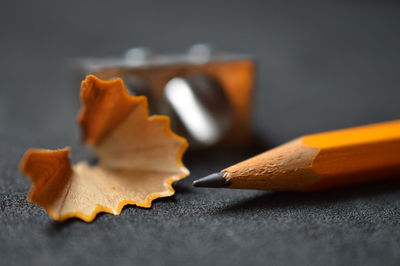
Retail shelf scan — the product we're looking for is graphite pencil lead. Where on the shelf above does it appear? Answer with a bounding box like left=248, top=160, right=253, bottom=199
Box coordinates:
left=193, top=172, right=230, bottom=188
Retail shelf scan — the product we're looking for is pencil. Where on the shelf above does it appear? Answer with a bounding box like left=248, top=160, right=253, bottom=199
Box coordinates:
left=193, top=120, right=400, bottom=191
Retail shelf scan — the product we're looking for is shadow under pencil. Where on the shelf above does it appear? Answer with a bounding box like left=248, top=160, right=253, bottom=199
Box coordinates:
left=216, top=177, right=400, bottom=213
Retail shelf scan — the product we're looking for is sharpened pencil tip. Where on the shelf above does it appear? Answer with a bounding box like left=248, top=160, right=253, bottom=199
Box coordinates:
left=193, top=172, right=230, bottom=188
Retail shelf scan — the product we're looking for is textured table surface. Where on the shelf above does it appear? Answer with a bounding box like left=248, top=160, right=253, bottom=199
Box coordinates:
left=1, top=1, right=400, bottom=266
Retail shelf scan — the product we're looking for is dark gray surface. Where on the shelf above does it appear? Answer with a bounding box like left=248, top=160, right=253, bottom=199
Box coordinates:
left=1, top=1, right=400, bottom=266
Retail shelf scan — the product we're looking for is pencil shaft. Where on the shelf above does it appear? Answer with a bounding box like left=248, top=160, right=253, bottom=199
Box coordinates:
left=221, top=120, right=400, bottom=191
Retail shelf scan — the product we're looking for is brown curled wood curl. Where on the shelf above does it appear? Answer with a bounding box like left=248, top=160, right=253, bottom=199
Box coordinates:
left=20, top=75, right=189, bottom=222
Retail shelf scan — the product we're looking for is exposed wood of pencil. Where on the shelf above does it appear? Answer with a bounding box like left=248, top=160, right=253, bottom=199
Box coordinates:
left=219, top=120, right=400, bottom=191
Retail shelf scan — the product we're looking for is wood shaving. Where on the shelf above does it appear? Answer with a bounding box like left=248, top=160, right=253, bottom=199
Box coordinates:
left=20, top=75, right=189, bottom=222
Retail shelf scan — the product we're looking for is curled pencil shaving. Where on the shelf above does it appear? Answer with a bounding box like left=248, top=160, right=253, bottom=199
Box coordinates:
left=20, top=75, right=189, bottom=222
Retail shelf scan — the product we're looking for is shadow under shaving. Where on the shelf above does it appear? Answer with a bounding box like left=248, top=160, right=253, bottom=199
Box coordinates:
left=150, top=182, right=193, bottom=204
left=46, top=216, right=83, bottom=233
left=217, top=177, right=400, bottom=214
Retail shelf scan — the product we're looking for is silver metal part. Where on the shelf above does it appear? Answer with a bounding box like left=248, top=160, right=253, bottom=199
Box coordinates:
left=163, top=74, right=233, bottom=148
left=124, top=47, right=152, bottom=67
left=75, top=45, right=249, bottom=71
left=187, top=43, right=214, bottom=64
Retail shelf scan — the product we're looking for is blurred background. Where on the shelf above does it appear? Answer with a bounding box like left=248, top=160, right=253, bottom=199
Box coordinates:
left=1, top=1, right=400, bottom=266
left=1, top=0, right=399, bottom=148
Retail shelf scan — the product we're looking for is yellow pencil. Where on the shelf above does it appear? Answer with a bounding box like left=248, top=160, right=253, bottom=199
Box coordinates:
left=193, top=120, right=400, bottom=191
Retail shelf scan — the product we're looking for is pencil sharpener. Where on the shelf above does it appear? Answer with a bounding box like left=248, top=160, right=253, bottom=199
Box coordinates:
left=73, top=44, right=255, bottom=149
